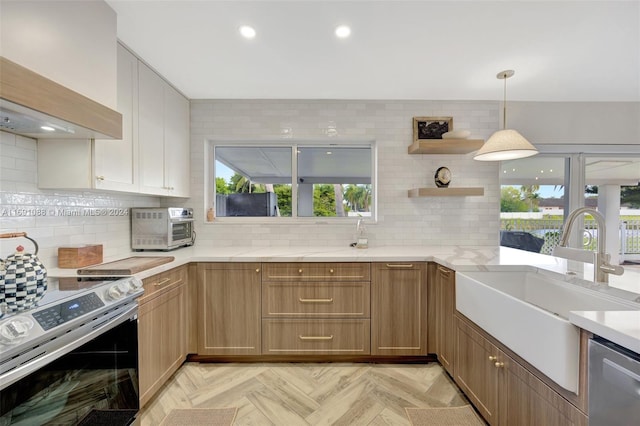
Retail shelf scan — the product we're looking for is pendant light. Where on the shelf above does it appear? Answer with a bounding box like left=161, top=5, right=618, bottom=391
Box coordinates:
left=474, top=70, right=538, bottom=161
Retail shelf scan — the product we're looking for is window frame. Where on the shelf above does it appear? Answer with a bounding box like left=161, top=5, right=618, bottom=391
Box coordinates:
left=205, top=139, right=377, bottom=223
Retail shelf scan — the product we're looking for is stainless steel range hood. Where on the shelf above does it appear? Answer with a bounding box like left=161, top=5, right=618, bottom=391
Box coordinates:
left=0, top=57, right=122, bottom=139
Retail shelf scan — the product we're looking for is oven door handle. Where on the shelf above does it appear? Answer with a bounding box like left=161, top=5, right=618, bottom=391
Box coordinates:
left=0, top=304, right=138, bottom=391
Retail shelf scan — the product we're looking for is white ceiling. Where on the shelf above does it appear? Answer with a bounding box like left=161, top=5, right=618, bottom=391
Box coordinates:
left=106, top=0, right=640, bottom=102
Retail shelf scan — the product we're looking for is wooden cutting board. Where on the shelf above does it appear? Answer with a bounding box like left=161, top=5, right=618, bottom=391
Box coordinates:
left=77, top=256, right=174, bottom=275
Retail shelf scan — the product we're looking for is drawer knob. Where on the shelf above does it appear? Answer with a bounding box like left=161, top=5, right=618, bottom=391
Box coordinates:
left=329, top=269, right=334, bottom=273
left=298, top=269, right=303, bottom=273
left=299, top=298, right=334, bottom=303
left=299, top=335, right=334, bottom=341
left=488, top=356, right=497, bottom=361
left=494, top=361, right=505, bottom=368
left=256, top=268, right=260, bottom=273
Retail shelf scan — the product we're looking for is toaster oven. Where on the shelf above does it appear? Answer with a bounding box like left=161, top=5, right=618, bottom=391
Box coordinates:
left=131, top=207, right=194, bottom=251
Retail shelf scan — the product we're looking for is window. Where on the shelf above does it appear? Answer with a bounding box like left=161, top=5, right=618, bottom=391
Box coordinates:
left=499, top=150, right=640, bottom=265
left=499, top=156, right=568, bottom=254
left=211, top=142, right=375, bottom=220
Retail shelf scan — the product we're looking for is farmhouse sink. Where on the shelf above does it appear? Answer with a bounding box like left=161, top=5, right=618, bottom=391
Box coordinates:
left=455, top=270, right=639, bottom=393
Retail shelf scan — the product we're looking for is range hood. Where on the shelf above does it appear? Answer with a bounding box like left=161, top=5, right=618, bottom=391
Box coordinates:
left=0, top=57, right=122, bottom=139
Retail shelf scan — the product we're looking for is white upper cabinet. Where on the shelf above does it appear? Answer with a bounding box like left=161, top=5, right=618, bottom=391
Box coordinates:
left=38, top=44, right=138, bottom=192
left=138, top=62, right=190, bottom=197
left=38, top=44, right=190, bottom=197
left=94, top=45, right=139, bottom=192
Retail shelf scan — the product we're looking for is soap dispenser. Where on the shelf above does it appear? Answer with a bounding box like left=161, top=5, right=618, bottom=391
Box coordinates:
left=355, top=218, right=368, bottom=249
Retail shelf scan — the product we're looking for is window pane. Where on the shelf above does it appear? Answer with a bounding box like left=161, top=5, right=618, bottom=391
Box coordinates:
left=215, top=146, right=292, bottom=217
left=499, top=156, right=567, bottom=254
left=296, top=147, right=372, bottom=217
left=585, top=156, right=640, bottom=264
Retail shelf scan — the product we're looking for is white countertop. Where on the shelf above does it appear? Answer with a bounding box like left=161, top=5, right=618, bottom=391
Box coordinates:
left=569, top=311, right=640, bottom=354
left=48, top=245, right=640, bottom=354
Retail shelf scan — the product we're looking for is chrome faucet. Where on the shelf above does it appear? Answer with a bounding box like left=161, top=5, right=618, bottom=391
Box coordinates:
left=552, top=207, right=624, bottom=283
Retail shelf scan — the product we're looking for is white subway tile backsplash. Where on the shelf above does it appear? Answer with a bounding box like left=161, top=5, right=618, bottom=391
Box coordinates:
left=186, top=99, right=501, bottom=248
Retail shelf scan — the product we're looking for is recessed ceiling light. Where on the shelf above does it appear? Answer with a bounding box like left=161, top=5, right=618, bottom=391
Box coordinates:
left=40, top=125, right=55, bottom=131
left=239, top=25, right=256, bottom=39
left=335, top=25, right=351, bottom=39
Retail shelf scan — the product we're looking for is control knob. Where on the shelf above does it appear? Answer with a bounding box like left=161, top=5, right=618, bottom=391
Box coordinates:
left=0, top=316, right=34, bottom=345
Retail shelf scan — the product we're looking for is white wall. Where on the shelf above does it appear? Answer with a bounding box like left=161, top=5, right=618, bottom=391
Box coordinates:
left=0, top=131, right=158, bottom=267
left=178, top=99, right=502, bottom=248
left=509, top=102, right=640, bottom=145
left=0, top=0, right=118, bottom=108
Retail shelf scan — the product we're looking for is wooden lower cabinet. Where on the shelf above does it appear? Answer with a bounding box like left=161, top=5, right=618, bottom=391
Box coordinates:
left=197, top=263, right=262, bottom=355
left=434, top=264, right=456, bottom=374
left=371, top=262, right=427, bottom=356
left=455, top=315, right=587, bottom=426
left=138, top=266, right=188, bottom=407
left=455, top=315, right=500, bottom=424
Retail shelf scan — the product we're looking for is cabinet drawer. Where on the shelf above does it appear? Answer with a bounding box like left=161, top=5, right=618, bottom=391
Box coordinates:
left=262, top=263, right=370, bottom=282
left=262, top=319, right=370, bottom=355
left=262, top=282, right=370, bottom=318
left=139, top=265, right=187, bottom=304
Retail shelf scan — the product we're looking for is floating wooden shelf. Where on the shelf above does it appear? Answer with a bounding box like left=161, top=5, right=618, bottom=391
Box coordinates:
left=408, top=187, right=485, bottom=197
left=408, top=139, right=484, bottom=155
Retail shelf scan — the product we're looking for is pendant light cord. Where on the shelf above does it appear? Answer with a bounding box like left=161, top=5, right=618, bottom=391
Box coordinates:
left=503, top=72, right=508, bottom=129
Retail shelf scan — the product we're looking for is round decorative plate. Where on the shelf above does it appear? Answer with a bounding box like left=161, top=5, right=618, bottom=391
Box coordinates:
left=435, top=166, right=451, bottom=188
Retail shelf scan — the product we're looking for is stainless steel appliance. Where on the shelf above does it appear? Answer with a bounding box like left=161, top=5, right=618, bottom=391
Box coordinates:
left=0, top=276, right=143, bottom=425
left=589, top=336, right=640, bottom=426
left=131, top=207, right=195, bottom=251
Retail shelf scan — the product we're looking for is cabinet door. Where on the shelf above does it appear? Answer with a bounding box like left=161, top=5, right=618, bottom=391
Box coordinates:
left=164, top=84, right=190, bottom=197
left=455, top=316, right=499, bottom=425
left=500, top=350, right=588, bottom=426
left=436, top=264, right=456, bottom=375
left=371, top=262, right=427, bottom=356
left=197, top=263, right=262, bottom=355
left=138, top=61, right=166, bottom=195
left=94, top=44, right=138, bottom=192
left=138, top=280, right=186, bottom=407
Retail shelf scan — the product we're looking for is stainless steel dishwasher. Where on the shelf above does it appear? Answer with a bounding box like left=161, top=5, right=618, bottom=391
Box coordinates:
left=589, top=337, right=640, bottom=426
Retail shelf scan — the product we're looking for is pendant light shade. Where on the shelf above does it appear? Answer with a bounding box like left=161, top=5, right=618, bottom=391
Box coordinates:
left=474, top=70, right=538, bottom=161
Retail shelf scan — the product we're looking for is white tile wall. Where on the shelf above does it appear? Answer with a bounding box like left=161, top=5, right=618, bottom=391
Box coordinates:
left=0, top=99, right=502, bottom=266
left=184, top=99, right=502, bottom=248
left=0, top=131, right=158, bottom=267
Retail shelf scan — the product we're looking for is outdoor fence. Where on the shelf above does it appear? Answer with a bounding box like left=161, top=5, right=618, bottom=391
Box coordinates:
left=500, top=218, right=640, bottom=260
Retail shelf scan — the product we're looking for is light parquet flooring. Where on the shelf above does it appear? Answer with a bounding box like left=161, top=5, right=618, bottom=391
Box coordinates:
left=137, top=362, right=471, bottom=425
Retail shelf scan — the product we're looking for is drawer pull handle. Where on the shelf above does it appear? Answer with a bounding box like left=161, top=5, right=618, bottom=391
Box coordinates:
left=299, top=298, right=334, bottom=303
left=494, top=361, right=505, bottom=368
left=437, top=266, right=451, bottom=275
left=299, top=269, right=303, bottom=273
left=488, top=356, right=497, bottom=361
left=299, top=335, right=334, bottom=341
left=386, top=263, right=414, bottom=268
left=153, top=278, right=172, bottom=287
left=256, top=268, right=260, bottom=273
left=330, top=269, right=334, bottom=273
